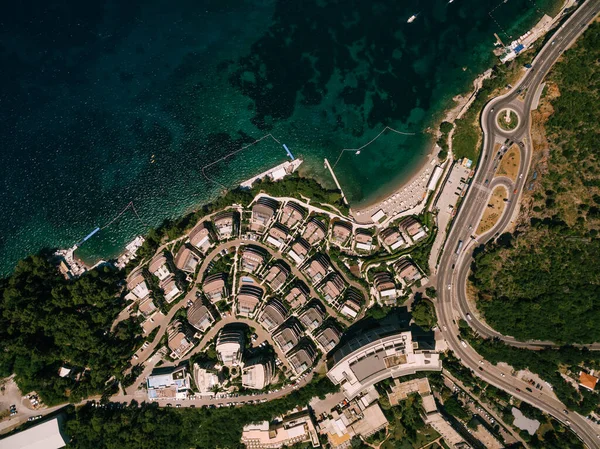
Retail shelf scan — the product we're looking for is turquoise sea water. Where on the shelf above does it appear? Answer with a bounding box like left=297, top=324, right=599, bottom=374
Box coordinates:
left=0, top=0, right=562, bottom=274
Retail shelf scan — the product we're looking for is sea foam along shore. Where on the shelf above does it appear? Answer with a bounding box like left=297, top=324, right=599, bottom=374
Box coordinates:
left=351, top=68, right=494, bottom=226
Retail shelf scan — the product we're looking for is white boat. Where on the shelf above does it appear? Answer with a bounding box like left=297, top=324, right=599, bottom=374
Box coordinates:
left=407, top=14, right=418, bottom=23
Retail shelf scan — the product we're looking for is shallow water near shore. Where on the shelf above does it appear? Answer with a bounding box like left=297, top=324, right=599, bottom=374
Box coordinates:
left=0, top=0, right=562, bottom=273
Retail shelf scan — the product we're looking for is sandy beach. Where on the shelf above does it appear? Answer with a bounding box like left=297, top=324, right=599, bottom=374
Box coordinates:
left=350, top=69, right=493, bottom=225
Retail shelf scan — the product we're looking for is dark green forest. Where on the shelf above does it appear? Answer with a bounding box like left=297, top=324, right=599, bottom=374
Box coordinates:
left=0, top=255, right=140, bottom=405
left=471, top=22, right=600, bottom=344
left=63, top=377, right=336, bottom=449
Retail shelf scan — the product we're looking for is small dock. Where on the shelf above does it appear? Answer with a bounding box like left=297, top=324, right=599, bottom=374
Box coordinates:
left=240, top=159, right=303, bottom=189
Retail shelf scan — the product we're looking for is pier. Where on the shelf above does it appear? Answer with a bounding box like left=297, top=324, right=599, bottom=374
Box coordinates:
left=323, top=158, right=349, bottom=206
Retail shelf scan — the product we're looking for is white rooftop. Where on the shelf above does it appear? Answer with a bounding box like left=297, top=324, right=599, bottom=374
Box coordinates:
left=0, top=418, right=67, bottom=449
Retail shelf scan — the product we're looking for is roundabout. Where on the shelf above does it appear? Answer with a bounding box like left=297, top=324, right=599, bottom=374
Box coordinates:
left=496, top=108, right=520, bottom=132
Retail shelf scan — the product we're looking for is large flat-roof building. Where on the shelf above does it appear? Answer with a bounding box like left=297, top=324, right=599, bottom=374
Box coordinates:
left=0, top=417, right=68, bottom=449
left=147, top=365, right=191, bottom=400
left=327, top=326, right=440, bottom=399
left=241, top=409, right=319, bottom=449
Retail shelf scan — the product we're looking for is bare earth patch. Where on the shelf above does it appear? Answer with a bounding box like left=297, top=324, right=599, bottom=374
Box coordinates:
left=496, top=144, right=520, bottom=182
left=476, top=185, right=508, bottom=235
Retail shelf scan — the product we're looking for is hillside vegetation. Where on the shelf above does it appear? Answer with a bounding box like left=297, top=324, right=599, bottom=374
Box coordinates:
left=471, top=22, right=600, bottom=343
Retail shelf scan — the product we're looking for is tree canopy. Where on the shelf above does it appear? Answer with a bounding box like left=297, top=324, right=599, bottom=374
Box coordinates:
left=0, top=254, right=140, bottom=405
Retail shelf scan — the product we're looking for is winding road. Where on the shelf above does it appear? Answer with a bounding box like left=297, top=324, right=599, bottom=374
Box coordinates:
left=436, top=1, right=600, bottom=447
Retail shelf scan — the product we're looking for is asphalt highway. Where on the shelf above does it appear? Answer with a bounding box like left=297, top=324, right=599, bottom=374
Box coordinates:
left=436, top=1, right=600, bottom=447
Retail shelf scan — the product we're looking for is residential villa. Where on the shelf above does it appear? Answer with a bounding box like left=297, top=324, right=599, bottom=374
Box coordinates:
left=315, top=325, right=342, bottom=352
left=237, top=284, right=264, bottom=317
left=193, top=362, right=220, bottom=395
left=373, top=272, right=397, bottom=303
left=339, top=289, right=363, bottom=319
left=160, top=276, right=181, bottom=303
left=287, top=238, right=311, bottom=265
left=354, top=230, right=374, bottom=252
left=149, top=254, right=172, bottom=281
left=331, top=220, right=352, bottom=246
left=258, top=298, right=288, bottom=332
left=147, top=365, right=191, bottom=400
left=241, top=246, right=266, bottom=273
left=138, top=296, right=158, bottom=317
left=272, top=319, right=304, bottom=353
left=202, top=273, right=228, bottom=303
left=579, top=372, right=599, bottom=391
left=394, top=258, right=422, bottom=285
left=251, top=197, right=279, bottom=233
left=320, top=273, right=346, bottom=303
left=264, top=263, right=291, bottom=292
left=379, top=227, right=406, bottom=251
left=187, top=301, right=215, bottom=333
left=303, top=254, right=330, bottom=283
left=266, top=223, right=290, bottom=249
left=189, top=222, right=213, bottom=253
left=242, top=358, right=274, bottom=390
left=299, top=304, right=325, bottom=331
left=402, top=218, right=427, bottom=243
left=174, top=246, right=200, bottom=273
left=302, top=218, right=328, bottom=246
left=288, top=343, right=318, bottom=376
left=213, top=211, right=237, bottom=240
left=127, top=268, right=150, bottom=300
left=285, top=283, right=310, bottom=309
left=167, top=320, right=194, bottom=360
left=216, top=325, right=245, bottom=366
left=280, top=201, right=307, bottom=228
